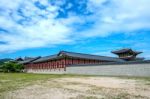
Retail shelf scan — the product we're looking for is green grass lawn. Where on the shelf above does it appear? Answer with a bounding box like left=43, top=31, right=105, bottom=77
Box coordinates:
left=0, top=73, right=150, bottom=98
left=0, top=73, right=84, bottom=96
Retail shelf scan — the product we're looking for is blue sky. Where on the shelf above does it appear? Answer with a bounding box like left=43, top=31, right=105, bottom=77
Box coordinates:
left=0, top=0, right=150, bottom=59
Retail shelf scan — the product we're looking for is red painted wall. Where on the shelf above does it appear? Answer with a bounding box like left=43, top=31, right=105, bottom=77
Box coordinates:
left=24, top=58, right=105, bottom=71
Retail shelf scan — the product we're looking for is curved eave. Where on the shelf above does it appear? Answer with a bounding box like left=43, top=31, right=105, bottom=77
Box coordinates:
left=63, top=53, right=124, bottom=62
left=112, top=50, right=142, bottom=55
left=32, top=55, right=59, bottom=63
left=134, top=51, right=142, bottom=55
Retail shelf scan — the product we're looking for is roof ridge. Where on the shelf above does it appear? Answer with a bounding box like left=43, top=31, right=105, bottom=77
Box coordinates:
left=60, top=50, right=119, bottom=59
left=40, top=54, right=57, bottom=58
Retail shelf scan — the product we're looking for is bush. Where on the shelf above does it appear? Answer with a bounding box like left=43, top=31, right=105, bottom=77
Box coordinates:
left=0, top=65, right=3, bottom=72
left=2, top=61, right=24, bottom=73
left=0, top=63, right=4, bottom=72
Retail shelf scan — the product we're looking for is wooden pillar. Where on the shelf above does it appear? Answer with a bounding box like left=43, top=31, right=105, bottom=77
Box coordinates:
left=33, top=64, right=35, bottom=70
left=78, top=59, right=80, bottom=64
left=30, top=64, right=32, bottom=69
left=76, top=59, right=78, bottom=64
left=42, top=63, right=44, bottom=70
left=38, top=63, right=40, bottom=70
left=46, top=62, right=49, bottom=70
left=65, top=58, right=68, bottom=65
left=40, top=63, right=41, bottom=70
left=72, top=59, right=74, bottom=64
left=48, top=62, right=51, bottom=70
left=52, top=61, right=54, bottom=70
left=31, top=64, right=33, bottom=69
left=64, top=58, right=66, bottom=71
left=89, top=60, right=91, bottom=64
left=55, top=60, right=57, bottom=70
left=43, top=63, right=45, bottom=70
left=39, top=63, right=40, bottom=69
left=36, top=64, right=38, bottom=69
left=33, top=64, right=35, bottom=69
left=59, top=59, right=61, bottom=70
left=62, top=59, right=64, bottom=68
left=35, top=64, right=37, bottom=69
left=41, top=63, right=43, bottom=70
left=49, top=61, right=51, bottom=70
left=54, top=60, right=56, bottom=70
left=35, top=63, right=39, bottom=70
left=94, top=60, right=96, bottom=64
left=55, top=60, right=58, bottom=70
left=50, top=61, right=52, bottom=70
left=46, top=62, right=48, bottom=70
left=38, top=64, right=40, bottom=69
left=84, top=60, right=87, bottom=64
left=48, top=62, right=50, bottom=70
left=61, top=59, right=64, bottom=68
left=40, top=63, right=43, bottom=70
left=29, top=64, right=31, bottom=69
left=56, top=60, right=58, bottom=70
left=40, top=63, right=42, bottom=70
left=75, top=59, right=77, bottom=64
left=58, top=60, right=60, bottom=71
left=44, top=63, right=46, bottom=70
left=69, top=58, right=71, bottom=65
left=45, top=62, right=47, bottom=70
left=31, top=64, right=32, bottom=69
left=59, top=60, right=61, bottom=68
left=92, top=60, right=94, bottom=64
left=58, top=60, right=60, bottom=69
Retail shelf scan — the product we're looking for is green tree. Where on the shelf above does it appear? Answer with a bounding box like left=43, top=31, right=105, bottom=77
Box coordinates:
left=14, top=63, right=24, bottom=72
left=2, top=61, right=24, bottom=72
left=0, top=65, right=3, bottom=72
left=0, top=58, right=13, bottom=72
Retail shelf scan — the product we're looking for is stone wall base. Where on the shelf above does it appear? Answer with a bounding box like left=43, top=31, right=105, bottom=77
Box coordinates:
left=26, top=63, right=150, bottom=77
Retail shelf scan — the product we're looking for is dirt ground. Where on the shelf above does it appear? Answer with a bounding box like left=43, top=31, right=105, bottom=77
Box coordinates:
left=4, top=77, right=150, bottom=99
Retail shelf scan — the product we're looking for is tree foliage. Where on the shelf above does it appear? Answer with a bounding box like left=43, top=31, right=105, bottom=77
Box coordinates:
left=2, top=61, right=24, bottom=72
left=0, top=58, right=13, bottom=72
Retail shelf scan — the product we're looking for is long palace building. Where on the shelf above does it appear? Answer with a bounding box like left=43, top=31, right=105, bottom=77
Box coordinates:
left=16, top=48, right=144, bottom=72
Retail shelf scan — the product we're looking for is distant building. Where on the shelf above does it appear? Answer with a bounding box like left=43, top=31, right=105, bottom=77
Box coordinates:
left=15, top=57, right=24, bottom=61
left=111, top=48, right=144, bottom=61
left=17, top=48, right=145, bottom=72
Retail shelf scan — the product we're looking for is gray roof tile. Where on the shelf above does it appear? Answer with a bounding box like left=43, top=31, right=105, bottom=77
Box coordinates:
left=32, top=55, right=57, bottom=63
left=111, top=48, right=142, bottom=54
left=24, top=51, right=125, bottom=63
left=60, top=51, right=124, bottom=62
left=19, top=56, right=41, bottom=64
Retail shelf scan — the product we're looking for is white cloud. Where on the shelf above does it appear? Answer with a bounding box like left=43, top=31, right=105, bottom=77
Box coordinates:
left=0, top=0, right=150, bottom=54
left=83, top=0, right=150, bottom=37
left=0, top=0, right=76, bottom=53
left=0, top=0, right=21, bottom=10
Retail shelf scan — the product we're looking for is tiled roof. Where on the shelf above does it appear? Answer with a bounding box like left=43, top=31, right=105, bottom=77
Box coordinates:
left=111, top=48, right=142, bottom=54
left=32, top=55, right=57, bottom=63
left=69, top=60, right=150, bottom=66
left=59, top=51, right=125, bottom=62
left=21, top=51, right=125, bottom=64
left=18, top=56, right=41, bottom=64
